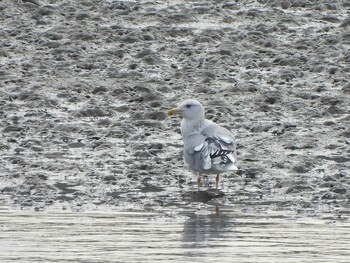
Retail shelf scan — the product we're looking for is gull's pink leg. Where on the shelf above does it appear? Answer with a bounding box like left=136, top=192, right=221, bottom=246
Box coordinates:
left=216, top=174, right=219, bottom=192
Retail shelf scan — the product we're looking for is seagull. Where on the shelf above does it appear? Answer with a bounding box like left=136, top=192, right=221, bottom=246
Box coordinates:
left=167, top=99, right=237, bottom=191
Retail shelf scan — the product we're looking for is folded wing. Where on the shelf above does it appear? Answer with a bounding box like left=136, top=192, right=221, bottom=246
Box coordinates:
left=183, top=122, right=237, bottom=174
left=202, top=122, right=237, bottom=172
left=183, top=133, right=212, bottom=173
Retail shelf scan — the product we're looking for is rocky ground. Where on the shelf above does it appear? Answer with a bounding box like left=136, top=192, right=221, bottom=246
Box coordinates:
left=0, top=0, right=349, bottom=216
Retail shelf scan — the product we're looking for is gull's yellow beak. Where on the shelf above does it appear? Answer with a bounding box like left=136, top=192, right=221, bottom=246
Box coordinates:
left=167, top=108, right=181, bottom=116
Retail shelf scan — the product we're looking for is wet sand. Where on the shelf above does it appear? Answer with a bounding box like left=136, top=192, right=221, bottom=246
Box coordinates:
left=0, top=1, right=350, bottom=260
left=0, top=0, right=350, bottom=262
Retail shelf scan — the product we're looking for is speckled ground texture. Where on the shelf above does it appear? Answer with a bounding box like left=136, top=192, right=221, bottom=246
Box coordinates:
left=0, top=0, right=349, bottom=215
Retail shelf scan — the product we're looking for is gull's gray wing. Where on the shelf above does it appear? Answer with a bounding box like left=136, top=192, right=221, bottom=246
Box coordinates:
left=201, top=121, right=237, bottom=171
left=183, top=133, right=212, bottom=173
left=201, top=120, right=235, bottom=148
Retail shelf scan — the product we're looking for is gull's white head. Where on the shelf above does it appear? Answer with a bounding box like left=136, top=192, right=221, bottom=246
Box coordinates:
left=167, top=99, right=205, bottom=120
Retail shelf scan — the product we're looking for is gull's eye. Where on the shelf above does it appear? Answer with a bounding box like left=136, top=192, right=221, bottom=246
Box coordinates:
left=185, top=104, right=192, bottom=108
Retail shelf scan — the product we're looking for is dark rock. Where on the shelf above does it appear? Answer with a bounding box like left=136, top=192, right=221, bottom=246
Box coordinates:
left=342, top=83, right=350, bottom=93
left=274, top=57, right=302, bottom=66
left=184, top=191, right=224, bottom=203
left=322, top=16, right=341, bottom=23
left=281, top=1, right=291, bottom=9
left=135, top=49, right=152, bottom=58
left=108, top=2, right=130, bottom=10
left=279, top=69, right=300, bottom=81
left=258, top=61, right=272, bottom=67
left=92, top=86, right=108, bottom=94
left=23, top=0, right=39, bottom=5
left=341, top=128, right=350, bottom=138
left=134, top=120, right=162, bottom=128
left=114, top=105, right=129, bottom=112
left=264, top=91, right=282, bottom=104
left=31, top=146, right=44, bottom=152
left=70, top=32, right=95, bottom=41
left=31, top=6, right=56, bottom=19
left=43, top=32, right=63, bottom=40
left=76, top=12, right=90, bottom=20
left=120, top=35, right=140, bottom=43
left=106, top=191, right=121, bottom=198
left=102, top=48, right=125, bottom=58
left=43, top=41, right=61, bottom=48
left=149, top=101, right=162, bottom=107
left=195, top=86, right=216, bottom=94
left=242, top=168, right=262, bottom=179
left=292, top=165, right=312, bottom=174
left=96, top=118, right=112, bottom=126
left=167, top=13, right=190, bottom=21
left=142, top=34, right=154, bottom=41
left=331, top=186, right=347, bottom=194
left=77, top=62, right=99, bottom=70
left=145, top=111, right=167, bottom=121
left=340, top=17, right=350, bottom=27
left=250, top=125, right=273, bottom=133
left=68, top=141, right=86, bottom=148
left=140, top=185, right=163, bottom=193
left=329, top=67, right=338, bottom=75
left=222, top=3, right=238, bottom=9
left=327, top=105, right=345, bottom=115
left=235, top=81, right=259, bottom=92
left=219, top=49, right=232, bottom=56
left=107, top=70, right=144, bottom=79
left=50, top=48, right=77, bottom=55
left=74, top=107, right=109, bottom=117
left=142, top=54, right=161, bottom=65
left=3, top=125, right=24, bottom=132
left=103, top=175, right=116, bottom=181
left=317, top=155, right=350, bottom=163
left=343, top=31, right=350, bottom=40
left=286, top=184, right=313, bottom=194
left=54, top=183, right=78, bottom=194
left=296, top=92, right=319, bottom=100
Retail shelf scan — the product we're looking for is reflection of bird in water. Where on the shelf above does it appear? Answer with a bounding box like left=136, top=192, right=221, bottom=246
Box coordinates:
left=167, top=99, right=237, bottom=192
left=182, top=204, right=236, bottom=245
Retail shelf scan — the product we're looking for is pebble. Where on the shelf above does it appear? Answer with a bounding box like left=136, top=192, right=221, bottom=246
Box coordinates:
left=92, top=86, right=108, bottom=94
left=76, top=12, right=90, bottom=20
left=342, top=83, right=350, bottom=93
left=96, top=118, right=112, bottom=126
left=70, top=32, right=95, bottom=41
left=103, top=175, right=117, bottom=181
left=68, top=141, right=86, bottom=148
left=74, top=107, right=109, bottom=117
left=31, top=6, right=56, bottom=19
left=340, top=17, right=350, bottom=27
left=144, top=111, right=167, bottom=121
left=250, top=125, right=273, bottom=133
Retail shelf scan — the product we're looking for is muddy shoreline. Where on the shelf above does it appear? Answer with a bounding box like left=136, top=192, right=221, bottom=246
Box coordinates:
left=0, top=1, right=349, bottom=216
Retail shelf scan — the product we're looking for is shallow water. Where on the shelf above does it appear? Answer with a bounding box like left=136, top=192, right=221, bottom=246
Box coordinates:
left=1, top=204, right=349, bottom=263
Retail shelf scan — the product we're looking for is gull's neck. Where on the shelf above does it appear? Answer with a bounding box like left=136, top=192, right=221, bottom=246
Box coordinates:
left=180, top=117, right=205, bottom=138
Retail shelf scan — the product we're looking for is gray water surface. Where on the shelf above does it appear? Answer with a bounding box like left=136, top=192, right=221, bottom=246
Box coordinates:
left=1, top=205, right=349, bottom=263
